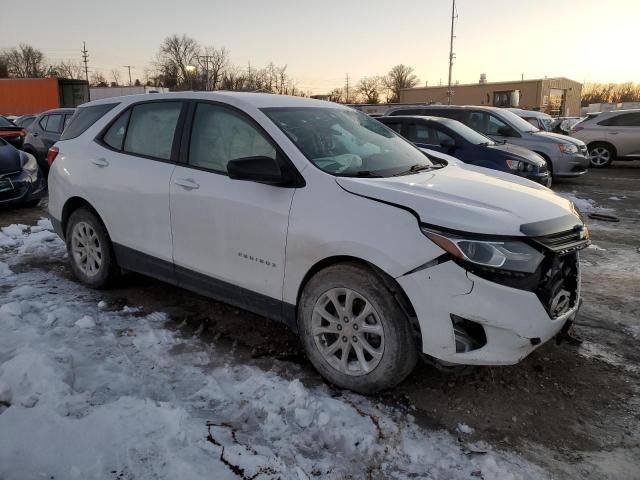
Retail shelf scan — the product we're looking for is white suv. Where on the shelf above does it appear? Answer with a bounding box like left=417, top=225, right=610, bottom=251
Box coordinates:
left=48, top=93, right=589, bottom=393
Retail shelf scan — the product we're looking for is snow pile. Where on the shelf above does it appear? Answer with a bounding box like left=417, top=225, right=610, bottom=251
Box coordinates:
left=0, top=220, right=549, bottom=479
left=558, top=192, right=613, bottom=214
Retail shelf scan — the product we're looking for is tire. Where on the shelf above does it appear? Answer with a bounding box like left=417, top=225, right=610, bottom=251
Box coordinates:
left=65, top=207, right=119, bottom=288
left=298, top=263, right=418, bottom=394
left=588, top=143, right=615, bottom=168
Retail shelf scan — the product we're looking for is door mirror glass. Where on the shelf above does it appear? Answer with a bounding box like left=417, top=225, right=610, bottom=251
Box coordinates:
left=227, top=155, right=289, bottom=185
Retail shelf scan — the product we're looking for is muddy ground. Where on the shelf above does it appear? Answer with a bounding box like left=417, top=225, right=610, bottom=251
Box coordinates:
left=2, top=162, right=639, bottom=479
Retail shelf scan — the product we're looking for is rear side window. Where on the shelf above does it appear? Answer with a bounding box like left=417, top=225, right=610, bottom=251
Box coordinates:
left=61, top=104, right=117, bottom=140
left=380, top=120, right=403, bottom=133
left=42, top=114, right=63, bottom=133
left=424, top=109, right=460, bottom=120
left=598, top=112, right=640, bottom=127
left=390, top=108, right=424, bottom=116
left=103, top=109, right=131, bottom=150
left=123, top=102, right=182, bottom=160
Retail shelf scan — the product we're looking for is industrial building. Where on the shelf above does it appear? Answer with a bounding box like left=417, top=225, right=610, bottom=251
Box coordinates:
left=400, top=76, right=582, bottom=117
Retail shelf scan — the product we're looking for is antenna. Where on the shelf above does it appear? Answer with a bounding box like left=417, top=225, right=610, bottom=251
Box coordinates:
left=447, top=0, right=458, bottom=105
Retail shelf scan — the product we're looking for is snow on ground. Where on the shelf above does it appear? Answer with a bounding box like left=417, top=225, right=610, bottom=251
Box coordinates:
left=558, top=192, right=614, bottom=215
left=0, top=220, right=549, bottom=480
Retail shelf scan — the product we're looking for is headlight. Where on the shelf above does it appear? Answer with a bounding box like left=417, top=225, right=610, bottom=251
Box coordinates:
left=21, top=152, right=38, bottom=174
left=558, top=143, right=578, bottom=154
left=421, top=228, right=545, bottom=273
left=505, top=159, right=535, bottom=172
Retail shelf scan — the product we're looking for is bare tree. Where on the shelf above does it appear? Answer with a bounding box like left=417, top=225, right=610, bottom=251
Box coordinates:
left=90, top=71, right=108, bottom=87
left=328, top=88, right=346, bottom=103
left=384, top=65, right=419, bottom=103
left=2, top=44, right=47, bottom=78
left=110, top=69, right=122, bottom=86
left=357, top=76, right=381, bottom=103
left=198, top=45, right=229, bottom=90
left=52, top=60, right=84, bottom=79
left=156, top=34, right=201, bottom=89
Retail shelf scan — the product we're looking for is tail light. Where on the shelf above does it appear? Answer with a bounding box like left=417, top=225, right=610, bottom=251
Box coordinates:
left=19, top=129, right=26, bottom=137
left=47, top=146, right=59, bottom=167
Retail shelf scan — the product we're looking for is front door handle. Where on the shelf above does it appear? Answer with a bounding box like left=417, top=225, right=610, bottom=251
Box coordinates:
left=91, top=158, right=109, bottom=167
left=32, top=132, right=38, bottom=137
left=174, top=178, right=200, bottom=190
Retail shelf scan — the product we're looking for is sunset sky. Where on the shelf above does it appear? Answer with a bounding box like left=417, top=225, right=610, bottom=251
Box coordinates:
left=2, top=0, right=639, bottom=93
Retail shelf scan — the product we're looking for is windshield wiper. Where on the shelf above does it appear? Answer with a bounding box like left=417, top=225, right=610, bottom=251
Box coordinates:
left=339, top=170, right=384, bottom=178
left=392, top=164, right=435, bottom=176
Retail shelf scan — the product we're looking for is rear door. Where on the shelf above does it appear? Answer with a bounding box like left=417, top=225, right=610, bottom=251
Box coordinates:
left=39, top=113, right=65, bottom=151
left=169, top=102, right=295, bottom=313
left=78, top=100, right=184, bottom=276
left=598, top=112, right=640, bottom=156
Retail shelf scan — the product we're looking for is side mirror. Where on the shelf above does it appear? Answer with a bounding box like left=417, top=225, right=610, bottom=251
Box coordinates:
left=440, top=138, right=456, bottom=149
left=497, top=125, right=516, bottom=137
left=227, top=155, right=295, bottom=186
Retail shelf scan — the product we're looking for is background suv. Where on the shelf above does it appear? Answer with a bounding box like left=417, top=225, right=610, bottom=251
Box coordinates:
left=22, top=108, right=75, bottom=172
left=570, top=109, right=640, bottom=167
left=387, top=105, right=589, bottom=178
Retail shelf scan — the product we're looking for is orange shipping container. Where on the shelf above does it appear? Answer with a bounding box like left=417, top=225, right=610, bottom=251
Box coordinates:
left=0, top=78, right=89, bottom=116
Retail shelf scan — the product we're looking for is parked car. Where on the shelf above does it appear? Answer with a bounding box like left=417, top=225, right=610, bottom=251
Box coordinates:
left=22, top=108, right=75, bottom=172
left=570, top=109, right=640, bottom=168
left=507, top=108, right=554, bottom=131
left=13, top=114, right=37, bottom=129
left=387, top=105, right=589, bottom=178
left=0, top=115, right=26, bottom=149
left=377, top=115, right=551, bottom=186
left=0, top=138, right=46, bottom=207
left=549, top=117, right=582, bottom=135
left=48, top=93, right=589, bottom=393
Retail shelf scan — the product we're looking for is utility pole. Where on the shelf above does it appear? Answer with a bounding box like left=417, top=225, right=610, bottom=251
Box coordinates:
left=81, top=41, right=90, bottom=100
left=199, top=55, right=213, bottom=91
left=345, top=73, right=350, bottom=104
left=123, top=65, right=134, bottom=86
left=446, top=0, right=457, bottom=105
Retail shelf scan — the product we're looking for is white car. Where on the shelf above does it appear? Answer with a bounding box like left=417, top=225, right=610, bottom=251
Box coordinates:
left=48, top=93, right=589, bottom=393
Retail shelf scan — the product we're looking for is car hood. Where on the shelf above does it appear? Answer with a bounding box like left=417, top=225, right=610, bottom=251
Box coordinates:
left=335, top=163, right=581, bottom=236
left=532, top=131, right=585, bottom=146
left=0, top=143, right=22, bottom=174
left=486, top=143, right=546, bottom=166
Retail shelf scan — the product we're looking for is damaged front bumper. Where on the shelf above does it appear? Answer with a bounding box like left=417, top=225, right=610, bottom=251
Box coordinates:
left=397, top=260, right=579, bottom=365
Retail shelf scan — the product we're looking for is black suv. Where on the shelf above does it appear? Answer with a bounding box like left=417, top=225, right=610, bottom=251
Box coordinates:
left=23, top=108, right=75, bottom=172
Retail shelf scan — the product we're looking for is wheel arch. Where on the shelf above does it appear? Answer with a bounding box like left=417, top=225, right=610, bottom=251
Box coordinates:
left=294, top=255, right=422, bottom=342
left=587, top=141, right=617, bottom=158
left=533, top=151, right=553, bottom=173
left=61, top=197, right=106, bottom=240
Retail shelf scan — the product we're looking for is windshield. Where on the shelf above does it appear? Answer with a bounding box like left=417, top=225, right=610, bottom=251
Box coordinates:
left=262, top=107, right=433, bottom=177
left=498, top=109, right=540, bottom=133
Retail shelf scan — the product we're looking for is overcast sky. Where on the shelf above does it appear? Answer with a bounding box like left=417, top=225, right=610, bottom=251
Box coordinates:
left=2, top=0, right=639, bottom=93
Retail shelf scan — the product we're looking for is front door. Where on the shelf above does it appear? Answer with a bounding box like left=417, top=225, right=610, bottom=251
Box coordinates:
left=170, top=102, right=295, bottom=313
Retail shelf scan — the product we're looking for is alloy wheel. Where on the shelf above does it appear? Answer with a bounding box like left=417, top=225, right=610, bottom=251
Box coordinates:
left=71, top=221, right=103, bottom=277
left=311, top=287, right=385, bottom=376
left=589, top=147, right=611, bottom=166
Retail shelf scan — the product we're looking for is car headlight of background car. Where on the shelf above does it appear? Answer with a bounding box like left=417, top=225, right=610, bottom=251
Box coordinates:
left=505, top=159, right=536, bottom=172
left=421, top=228, right=545, bottom=273
left=20, top=152, right=38, bottom=174
left=558, top=143, right=578, bottom=154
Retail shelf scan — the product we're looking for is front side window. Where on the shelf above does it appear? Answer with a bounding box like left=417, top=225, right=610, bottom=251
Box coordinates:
left=123, top=102, right=182, bottom=160
left=189, top=104, right=276, bottom=173
left=263, top=107, right=433, bottom=177
left=599, top=112, right=640, bottom=127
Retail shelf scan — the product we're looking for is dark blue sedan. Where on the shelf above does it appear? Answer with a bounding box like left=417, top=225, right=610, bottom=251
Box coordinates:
left=377, top=115, right=551, bottom=186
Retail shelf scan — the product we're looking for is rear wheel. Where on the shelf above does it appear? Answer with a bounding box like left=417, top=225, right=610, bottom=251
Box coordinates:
left=588, top=143, right=615, bottom=168
left=66, top=208, right=119, bottom=288
left=298, top=263, right=417, bottom=394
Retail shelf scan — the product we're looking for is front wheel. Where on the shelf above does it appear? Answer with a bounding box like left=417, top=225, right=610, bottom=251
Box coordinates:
left=66, top=208, right=119, bottom=288
left=588, top=143, right=615, bottom=168
left=298, top=263, right=417, bottom=394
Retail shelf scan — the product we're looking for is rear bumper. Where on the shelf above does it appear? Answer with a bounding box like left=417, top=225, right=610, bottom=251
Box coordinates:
left=397, top=261, right=578, bottom=365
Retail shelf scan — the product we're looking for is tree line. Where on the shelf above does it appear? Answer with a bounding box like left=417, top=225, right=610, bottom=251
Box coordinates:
left=581, top=82, right=640, bottom=106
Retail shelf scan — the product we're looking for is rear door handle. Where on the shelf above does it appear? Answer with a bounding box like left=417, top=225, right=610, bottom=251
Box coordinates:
left=174, top=178, right=200, bottom=190
left=91, top=158, right=109, bottom=167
